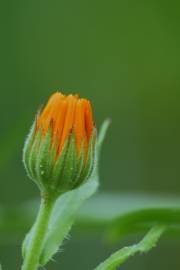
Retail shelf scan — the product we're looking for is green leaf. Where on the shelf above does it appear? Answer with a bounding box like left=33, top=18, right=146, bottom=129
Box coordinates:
left=93, top=225, right=165, bottom=270
left=22, top=119, right=110, bottom=265
left=76, top=192, right=180, bottom=239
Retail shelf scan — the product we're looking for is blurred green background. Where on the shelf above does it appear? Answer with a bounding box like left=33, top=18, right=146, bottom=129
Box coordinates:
left=0, top=0, right=180, bottom=269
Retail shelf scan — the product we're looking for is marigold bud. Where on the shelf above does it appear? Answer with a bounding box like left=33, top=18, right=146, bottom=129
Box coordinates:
left=23, top=92, right=96, bottom=196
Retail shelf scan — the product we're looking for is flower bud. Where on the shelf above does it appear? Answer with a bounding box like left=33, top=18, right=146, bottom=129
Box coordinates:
left=23, top=92, right=96, bottom=197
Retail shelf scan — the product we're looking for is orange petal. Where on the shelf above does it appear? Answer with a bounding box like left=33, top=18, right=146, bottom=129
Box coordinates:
left=74, top=99, right=87, bottom=154
left=58, top=95, right=78, bottom=153
left=84, top=99, right=93, bottom=139
left=36, top=92, right=94, bottom=158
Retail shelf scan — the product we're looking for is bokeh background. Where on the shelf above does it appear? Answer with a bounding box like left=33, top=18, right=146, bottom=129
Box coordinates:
left=0, top=0, right=180, bottom=269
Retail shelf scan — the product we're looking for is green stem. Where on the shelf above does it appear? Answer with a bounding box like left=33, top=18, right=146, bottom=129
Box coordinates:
left=21, top=195, right=56, bottom=270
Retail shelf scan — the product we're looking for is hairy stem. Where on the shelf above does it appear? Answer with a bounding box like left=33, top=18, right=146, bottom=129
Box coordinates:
left=21, top=195, right=56, bottom=270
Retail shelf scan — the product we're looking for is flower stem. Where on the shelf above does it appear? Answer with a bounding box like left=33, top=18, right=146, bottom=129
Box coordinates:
left=21, top=194, right=56, bottom=270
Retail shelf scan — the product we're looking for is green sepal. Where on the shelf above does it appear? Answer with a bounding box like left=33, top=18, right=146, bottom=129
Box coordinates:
left=85, top=131, right=96, bottom=179
left=50, top=140, right=69, bottom=193
left=78, top=129, right=96, bottom=184
left=23, top=121, right=36, bottom=179
left=46, top=138, right=58, bottom=181
left=73, top=141, right=85, bottom=186
left=59, top=133, right=78, bottom=190
left=48, top=139, right=58, bottom=168
left=27, top=129, right=42, bottom=185
left=35, top=128, right=52, bottom=190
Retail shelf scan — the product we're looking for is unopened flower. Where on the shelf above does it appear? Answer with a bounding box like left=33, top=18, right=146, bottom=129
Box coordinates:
left=23, top=92, right=96, bottom=196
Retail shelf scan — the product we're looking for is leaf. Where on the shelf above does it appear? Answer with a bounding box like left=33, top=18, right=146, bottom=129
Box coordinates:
left=76, top=192, right=180, bottom=239
left=93, top=225, right=165, bottom=270
left=22, top=119, right=110, bottom=265
left=40, top=178, right=98, bottom=264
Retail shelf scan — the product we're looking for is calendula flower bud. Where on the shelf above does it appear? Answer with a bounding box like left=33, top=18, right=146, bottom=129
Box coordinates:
left=23, top=92, right=96, bottom=197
